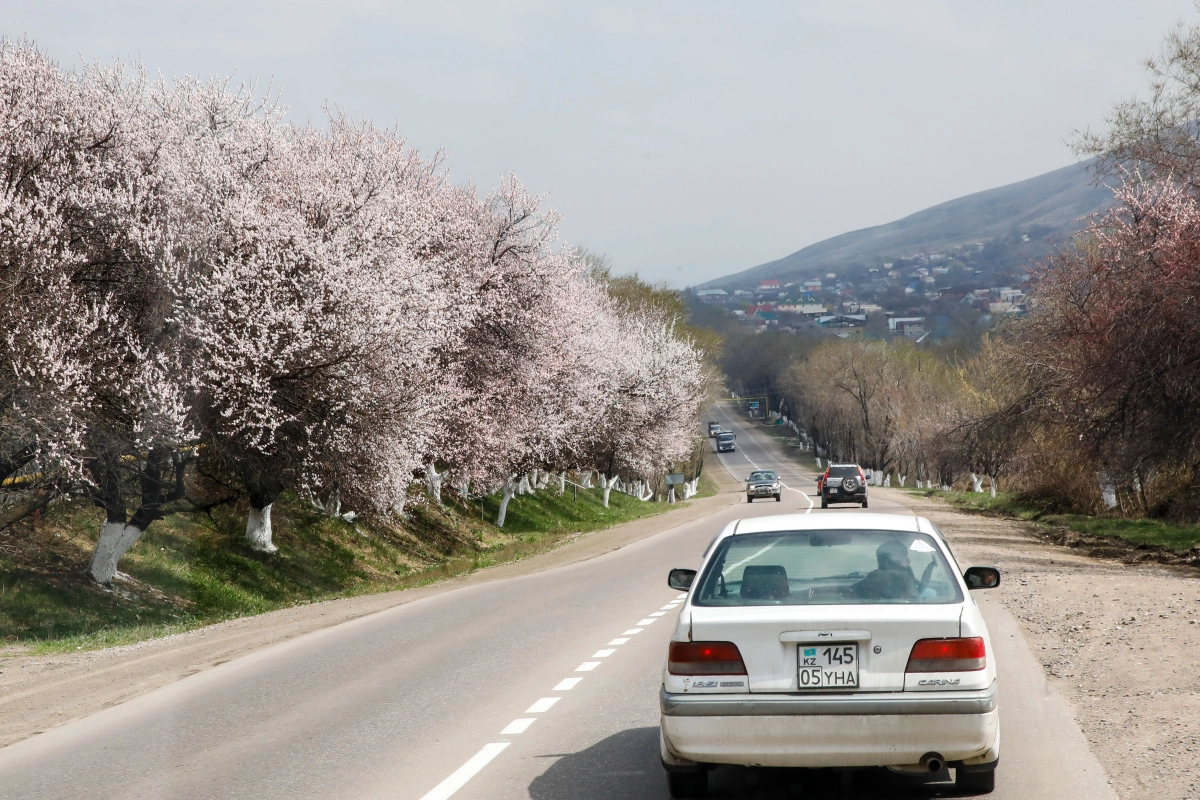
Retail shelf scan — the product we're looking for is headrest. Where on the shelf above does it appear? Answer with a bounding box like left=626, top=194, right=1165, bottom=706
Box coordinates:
left=740, top=564, right=789, bottom=600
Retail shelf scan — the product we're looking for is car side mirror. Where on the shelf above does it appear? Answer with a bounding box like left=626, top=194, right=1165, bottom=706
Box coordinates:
left=668, top=568, right=696, bottom=591
left=964, top=566, right=1000, bottom=590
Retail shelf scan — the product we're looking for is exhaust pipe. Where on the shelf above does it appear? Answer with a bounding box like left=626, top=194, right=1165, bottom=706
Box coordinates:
left=919, top=752, right=945, bottom=773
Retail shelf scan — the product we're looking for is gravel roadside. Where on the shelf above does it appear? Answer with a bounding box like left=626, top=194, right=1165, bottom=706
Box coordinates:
left=890, top=489, right=1200, bottom=800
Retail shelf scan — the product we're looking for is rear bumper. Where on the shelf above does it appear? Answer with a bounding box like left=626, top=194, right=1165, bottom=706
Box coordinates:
left=660, top=684, right=999, bottom=768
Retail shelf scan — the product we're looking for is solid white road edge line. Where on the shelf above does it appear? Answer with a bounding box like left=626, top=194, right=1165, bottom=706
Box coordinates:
left=501, top=718, right=536, bottom=735
left=417, top=742, right=510, bottom=800
left=526, top=697, right=560, bottom=713
left=553, top=678, right=583, bottom=690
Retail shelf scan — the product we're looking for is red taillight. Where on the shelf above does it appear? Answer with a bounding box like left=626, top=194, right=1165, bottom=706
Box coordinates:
left=668, top=641, right=747, bottom=675
left=906, top=637, right=986, bottom=672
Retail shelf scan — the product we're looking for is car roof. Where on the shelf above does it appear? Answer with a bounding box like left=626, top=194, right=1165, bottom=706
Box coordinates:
left=732, top=512, right=927, bottom=535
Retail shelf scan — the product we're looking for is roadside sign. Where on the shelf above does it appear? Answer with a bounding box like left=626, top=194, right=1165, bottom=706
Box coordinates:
left=748, top=401, right=759, bottom=409
left=664, top=473, right=686, bottom=485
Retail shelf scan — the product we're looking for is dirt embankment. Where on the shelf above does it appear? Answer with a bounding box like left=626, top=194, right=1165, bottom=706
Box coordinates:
left=894, top=491, right=1200, bottom=800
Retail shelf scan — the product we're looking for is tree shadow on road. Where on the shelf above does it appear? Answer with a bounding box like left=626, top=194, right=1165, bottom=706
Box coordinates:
left=527, top=727, right=968, bottom=799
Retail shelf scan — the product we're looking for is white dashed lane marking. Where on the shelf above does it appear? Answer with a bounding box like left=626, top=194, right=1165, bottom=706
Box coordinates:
left=500, top=718, right=536, bottom=735
left=420, top=596, right=681, bottom=799
left=418, top=743, right=509, bottom=800
left=526, top=697, right=560, bottom=713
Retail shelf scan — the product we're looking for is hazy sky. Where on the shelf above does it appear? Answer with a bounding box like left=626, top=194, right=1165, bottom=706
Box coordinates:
left=3, top=1, right=1196, bottom=285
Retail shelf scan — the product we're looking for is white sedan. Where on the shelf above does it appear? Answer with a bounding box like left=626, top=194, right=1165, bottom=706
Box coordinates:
left=660, top=513, right=1001, bottom=797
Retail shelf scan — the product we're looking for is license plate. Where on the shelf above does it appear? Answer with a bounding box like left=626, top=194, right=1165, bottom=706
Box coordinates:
left=798, top=643, right=859, bottom=689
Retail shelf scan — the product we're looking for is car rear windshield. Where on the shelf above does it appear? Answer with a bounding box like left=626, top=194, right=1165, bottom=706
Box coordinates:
left=693, top=530, right=963, bottom=606
left=717, top=433, right=734, bottom=440
left=827, top=466, right=859, bottom=478
left=749, top=471, right=776, bottom=481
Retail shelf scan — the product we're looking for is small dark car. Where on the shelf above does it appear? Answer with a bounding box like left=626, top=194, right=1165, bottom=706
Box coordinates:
left=821, top=464, right=868, bottom=508
left=707, top=421, right=721, bottom=437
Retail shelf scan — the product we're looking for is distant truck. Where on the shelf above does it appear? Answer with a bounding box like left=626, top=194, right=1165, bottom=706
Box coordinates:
left=716, top=431, right=736, bottom=452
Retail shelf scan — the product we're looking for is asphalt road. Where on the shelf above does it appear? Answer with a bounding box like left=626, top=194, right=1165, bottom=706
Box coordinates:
left=0, top=407, right=1117, bottom=800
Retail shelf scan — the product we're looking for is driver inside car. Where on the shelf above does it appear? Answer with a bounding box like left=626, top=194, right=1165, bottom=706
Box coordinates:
left=853, top=540, right=936, bottom=600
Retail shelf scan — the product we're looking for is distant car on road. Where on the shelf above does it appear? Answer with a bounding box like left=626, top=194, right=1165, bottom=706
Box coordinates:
left=745, top=470, right=781, bottom=503
left=661, top=512, right=1002, bottom=797
left=821, top=463, right=868, bottom=509
left=707, top=421, right=721, bottom=437
left=715, top=432, right=736, bottom=452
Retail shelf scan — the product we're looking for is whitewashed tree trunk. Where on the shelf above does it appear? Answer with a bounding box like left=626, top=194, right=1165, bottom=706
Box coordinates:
left=246, top=503, right=277, bottom=553
left=989, top=474, right=998, bottom=498
left=536, top=471, right=550, bottom=491
left=971, top=473, right=984, bottom=493
left=517, top=473, right=531, bottom=495
left=88, top=521, right=147, bottom=585
left=815, top=457, right=822, bottom=469
left=425, top=462, right=444, bottom=505
left=883, top=475, right=891, bottom=487
left=898, top=475, right=906, bottom=487
left=580, top=470, right=593, bottom=489
left=530, top=468, right=540, bottom=489
left=557, top=472, right=566, bottom=495
left=602, top=474, right=613, bottom=508
left=1100, top=478, right=1117, bottom=509
left=668, top=487, right=676, bottom=503
left=497, top=477, right=518, bottom=527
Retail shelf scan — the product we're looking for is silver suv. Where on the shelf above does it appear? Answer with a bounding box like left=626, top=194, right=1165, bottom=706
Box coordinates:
left=746, top=470, right=781, bottom=502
